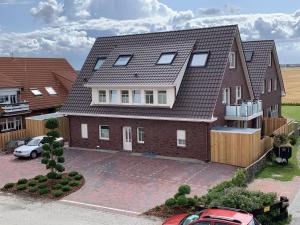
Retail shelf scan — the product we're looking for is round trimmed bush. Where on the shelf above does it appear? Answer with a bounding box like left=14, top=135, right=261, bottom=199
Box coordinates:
left=42, top=151, right=50, bottom=159
left=73, top=174, right=83, bottom=181
left=45, top=118, right=59, bottom=130
left=56, top=173, right=62, bottom=179
left=16, top=184, right=27, bottom=191
left=62, top=185, right=71, bottom=192
left=176, top=195, right=189, bottom=206
left=55, top=163, right=65, bottom=172
left=187, top=197, right=197, bottom=206
left=34, top=175, right=43, bottom=180
left=17, top=178, right=28, bottom=185
left=53, top=148, right=63, bottom=157
left=41, top=158, right=49, bottom=165
left=165, top=198, right=176, bottom=206
left=60, top=178, right=70, bottom=185
left=39, top=188, right=50, bottom=195
left=57, top=156, right=65, bottom=163
left=53, top=183, right=63, bottom=190
left=29, top=187, right=38, bottom=193
left=38, top=183, right=47, bottom=189
left=38, top=176, right=48, bottom=183
left=68, top=171, right=79, bottom=177
left=47, top=172, right=58, bottom=179
left=52, top=190, right=64, bottom=198
left=69, top=181, right=80, bottom=187
left=48, top=160, right=56, bottom=168
left=28, top=180, right=37, bottom=187
left=178, top=185, right=191, bottom=195
left=3, top=183, right=15, bottom=189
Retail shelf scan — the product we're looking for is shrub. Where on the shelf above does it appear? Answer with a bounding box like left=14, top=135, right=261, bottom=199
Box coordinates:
left=3, top=183, right=14, bottom=189
left=178, top=184, right=191, bottom=195
left=60, top=178, right=70, bottom=185
left=231, top=168, right=247, bottom=187
left=48, top=160, right=56, bottom=168
left=39, top=188, right=50, bottom=195
left=187, top=197, right=197, bottom=206
left=47, top=172, right=58, bottom=179
left=68, top=171, right=79, bottom=177
left=73, top=174, right=83, bottom=181
left=17, top=178, right=28, bottom=185
left=62, top=185, right=71, bottom=192
left=70, top=181, right=80, bottom=187
left=52, top=190, right=64, bottom=198
left=29, top=187, right=38, bottom=193
left=57, top=156, right=65, bottom=163
left=53, top=183, right=63, bottom=190
left=38, top=176, right=48, bottom=183
left=176, top=195, right=189, bottom=206
left=289, top=135, right=297, bottom=146
left=55, top=163, right=65, bottom=172
left=28, top=180, right=37, bottom=187
left=34, top=175, right=43, bottom=180
left=273, top=134, right=289, bottom=147
left=16, top=184, right=27, bottom=191
left=38, top=183, right=47, bottom=189
left=56, top=173, right=62, bottom=179
left=165, top=198, right=176, bottom=206
left=45, top=118, right=59, bottom=130
left=41, top=158, right=49, bottom=165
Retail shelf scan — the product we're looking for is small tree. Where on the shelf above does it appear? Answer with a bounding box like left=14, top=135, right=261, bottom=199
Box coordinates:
left=41, top=118, right=65, bottom=177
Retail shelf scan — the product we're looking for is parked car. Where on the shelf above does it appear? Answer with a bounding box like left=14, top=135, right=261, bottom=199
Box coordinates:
left=162, top=207, right=261, bottom=225
left=3, top=137, right=32, bottom=154
left=13, top=135, right=63, bottom=159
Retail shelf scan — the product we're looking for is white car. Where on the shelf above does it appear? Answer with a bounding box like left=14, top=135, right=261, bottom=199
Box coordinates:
left=14, top=136, right=63, bottom=159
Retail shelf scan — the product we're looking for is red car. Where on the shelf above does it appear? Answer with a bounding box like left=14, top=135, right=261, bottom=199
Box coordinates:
left=162, top=207, right=261, bottom=225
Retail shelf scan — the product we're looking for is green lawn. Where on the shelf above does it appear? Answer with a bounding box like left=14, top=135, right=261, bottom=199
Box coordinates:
left=282, top=105, right=300, bottom=122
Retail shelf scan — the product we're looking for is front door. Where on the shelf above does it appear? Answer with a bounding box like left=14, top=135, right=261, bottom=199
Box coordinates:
left=122, top=126, right=132, bottom=151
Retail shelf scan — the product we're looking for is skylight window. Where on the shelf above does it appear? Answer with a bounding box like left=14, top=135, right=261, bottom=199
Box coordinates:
left=30, top=89, right=42, bottom=96
left=114, top=55, right=132, bottom=66
left=94, top=58, right=106, bottom=70
left=244, top=51, right=254, bottom=62
left=190, top=52, right=209, bottom=67
left=157, top=52, right=176, bottom=64
left=45, top=87, right=57, bottom=95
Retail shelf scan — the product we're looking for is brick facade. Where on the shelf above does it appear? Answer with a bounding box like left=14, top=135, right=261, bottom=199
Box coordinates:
left=69, top=116, right=210, bottom=161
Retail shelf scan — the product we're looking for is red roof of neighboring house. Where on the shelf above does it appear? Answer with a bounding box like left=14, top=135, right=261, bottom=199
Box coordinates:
left=0, top=72, right=21, bottom=88
left=0, top=57, right=77, bottom=111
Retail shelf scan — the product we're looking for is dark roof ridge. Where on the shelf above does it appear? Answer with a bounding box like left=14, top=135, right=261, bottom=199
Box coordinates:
left=243, top=40, right=275, bottom=44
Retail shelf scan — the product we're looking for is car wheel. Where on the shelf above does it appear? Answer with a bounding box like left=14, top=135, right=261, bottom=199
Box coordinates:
left=30, top=151, right=38, bottom=159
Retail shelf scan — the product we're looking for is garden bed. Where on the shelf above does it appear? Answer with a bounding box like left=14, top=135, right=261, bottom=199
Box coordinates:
left=1, top=171, right=84, bottom=199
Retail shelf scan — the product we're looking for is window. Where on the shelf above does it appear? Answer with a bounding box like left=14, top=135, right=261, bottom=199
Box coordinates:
left=109, top=90, right=118, bottom=103
left=45, top=87, right=57, bottom=95
left=99, top=125, right=109, bottom=140
left=0, top=95, right=9, bottom=104
left=30, top=88, right=42, bottom=96
left=137, top=127, right=144, bottom=143
left=98, top=90, right=107, bottom=103
left=235, top=86, right=242, bottom=103
left=157, top=52, right=176, bottom=64
left=222, top=88, right=230, bottom=105
left=274, top=78, right=277, bottom=91
left=262, top=80, right=266, bottom=94
left=114, top=55, right=132, bottom=66
left=268, top=79, right=272, bottom=92
left=145, top=91, right=154, bottom=104
left=81, top=124, right=88, bottom=139
left=190, top=52, right=209, bottom=67
left=94, top=58, right=106, bottom=70
left=228, top=51, right=236, bottom=69
left=269, top=52, right=272, bottom=67
left=132, top=90, right=141, bottom=104
left=244, top=50, right=254, bottom=62
left=158, top=90, right=167, bottom=104
left=121, top=90, right=129, bottom=103
left=177, top=130, right=186, bottom=147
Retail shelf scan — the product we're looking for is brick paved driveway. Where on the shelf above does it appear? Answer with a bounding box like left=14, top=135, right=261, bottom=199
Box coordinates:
left=0, top=149, right=236, bottom=213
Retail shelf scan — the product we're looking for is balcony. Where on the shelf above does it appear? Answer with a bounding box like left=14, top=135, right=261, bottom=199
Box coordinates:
left=225, top=100, right=263, bottom=121
left=0, top=101, right=30, bottom=116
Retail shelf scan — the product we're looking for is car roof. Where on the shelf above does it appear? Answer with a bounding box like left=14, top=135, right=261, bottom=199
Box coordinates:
left=32, top=136, right=46, bottom=140
left=200, top=208, right=253, bottom=224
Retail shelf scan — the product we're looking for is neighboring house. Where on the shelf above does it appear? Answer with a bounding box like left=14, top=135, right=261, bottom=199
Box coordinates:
left=0, top=57, right=77, bottom=133
left=61, top=25, right=285, bottom=161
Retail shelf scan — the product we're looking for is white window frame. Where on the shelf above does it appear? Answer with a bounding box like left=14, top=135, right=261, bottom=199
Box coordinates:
left=268, top=79, right=272, bottom=92
left=132, top=90, right=141, bottom=104
left=121, top=90, right=129, bottom=104
left=158, top=90, right=167, bottom=105
left=109, top=90, right=118, bottom=103
left=98, top=90, right=107, bottom=103
left=145, top=90, right=154, bottom=104
left=268, top=53, right=272, bottom=67
left=235, top=86, right=242, bottom=103
left=30, top=88, right=42, bottom=96
left=45, top=87, right=57, bottom=95
left=81, top=124, right=88, bottom=139
left=262, top=80, right=265, bottom=94
left=229, top=52, right=236, bottom=69
left=274, top=78, right=277, bottom=91
left=99, top=125, right=109, bottom=140
left=137, top=127, right=144, bottom=144
left=222, top=88, right=230, bottom=105
left=177, top=130, right=186, bottom=147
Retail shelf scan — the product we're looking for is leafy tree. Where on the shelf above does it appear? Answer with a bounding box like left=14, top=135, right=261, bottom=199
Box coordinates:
left=41, top=118, right=65, bottom=177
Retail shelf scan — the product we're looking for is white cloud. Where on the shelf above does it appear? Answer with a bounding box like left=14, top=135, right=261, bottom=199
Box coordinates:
left=30, top=0, right=64, bottom=23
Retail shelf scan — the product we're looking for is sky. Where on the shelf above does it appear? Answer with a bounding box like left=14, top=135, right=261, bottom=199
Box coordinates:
left=0, top=0, right=300, bottom=69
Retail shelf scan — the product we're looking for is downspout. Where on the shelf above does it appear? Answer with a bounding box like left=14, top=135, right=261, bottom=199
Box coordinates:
left=205, top=123, right=210, bottom=162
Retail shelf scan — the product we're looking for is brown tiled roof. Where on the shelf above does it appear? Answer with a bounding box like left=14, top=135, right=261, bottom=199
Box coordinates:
left=0, top=57, right=77, bottom=110
left=52, top=70, right=77, bottom=92
left=0, top=72, right=21, bottom=88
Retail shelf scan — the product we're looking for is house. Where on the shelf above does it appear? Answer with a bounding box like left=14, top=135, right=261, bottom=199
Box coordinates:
left=0, top=57, right=77, bottom=133
left=61, top=25, right=285, bottom=162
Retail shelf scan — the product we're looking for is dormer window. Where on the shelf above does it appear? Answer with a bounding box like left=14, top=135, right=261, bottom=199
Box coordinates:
left=157, top=52, right=176, bottom=65
left=45, top=87, right=57, bottom=95
left=244, top=50, right=253, bottom=62
left=94, top=58, right=106, bottom=70
left=189, top=52, right=209, bottom=67
left=98, top=90, right=106, bottom=103
left=114, top=55, right=132, bottom=66
left=30, top=88, right=42, bottom=96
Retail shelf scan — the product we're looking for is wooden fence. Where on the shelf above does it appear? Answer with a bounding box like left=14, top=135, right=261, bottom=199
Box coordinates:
left=273, top=119, right=298, bottom=136
left=263, top=117, right=288, bottom=136
left=0, top=129, right=26, bottom=150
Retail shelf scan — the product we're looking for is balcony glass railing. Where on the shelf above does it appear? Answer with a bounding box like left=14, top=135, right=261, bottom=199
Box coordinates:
left=0, top=101, right=30, bottom=114
left=226, top=100, right=262, bottom=118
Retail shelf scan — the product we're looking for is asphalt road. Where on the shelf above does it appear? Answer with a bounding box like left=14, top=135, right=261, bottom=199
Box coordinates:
left=0, top=193, right=162, bottom=225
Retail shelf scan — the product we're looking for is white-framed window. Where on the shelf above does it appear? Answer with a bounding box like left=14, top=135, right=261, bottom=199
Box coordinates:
left=235, top=86, right=242, bottom=103
left=132, top=90, right=141, bottom=104
left=45, top=87, right=57, bottom=95
left=30, top=88, right=42, bottom=96
left=121, top=90, right=129, bottom=103
left=0, top=95, right=9, bottom=104
left=99, top=125, right=109, bottom=140
left=81, top=124, right=88, bottom=139
left=268, top=79, right=272, bottom=92
left=94, top=58, right=106, bottom=70
left=145, top=90, right=154, bottom=104
left=274, top=78, right=277, bottom=91
left=158, top=90, right=167, bottom=104
left=268, top=53, right=272, bottom=67
left=157, top=52, right=176, bottom=65
left=228, top=52, right=236, bottom=69
left=262, top=80, right=265, bottom=94
left=98, top=90, right=106, bottom=103
left=177, top=130, right=186, bottom=147
left=222, top=88, right=230, bottom=105
left=137, top=127, right=144, bottom=144
left=0, top=117, right=22, bottom=132
left=190, top=52, right=209, bottom=67
left=109, top=90, right=118, bottom=103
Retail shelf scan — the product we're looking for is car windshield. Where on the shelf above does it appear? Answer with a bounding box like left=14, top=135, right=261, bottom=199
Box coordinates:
left=248, top=218, right=260, bottom=225
left=181, top=214, right=200, bottom=225
left=27, top=139, right=41, bottom=146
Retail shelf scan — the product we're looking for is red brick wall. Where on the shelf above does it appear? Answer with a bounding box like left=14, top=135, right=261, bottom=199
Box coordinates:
left=69, top=116, right=210, bottom=161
